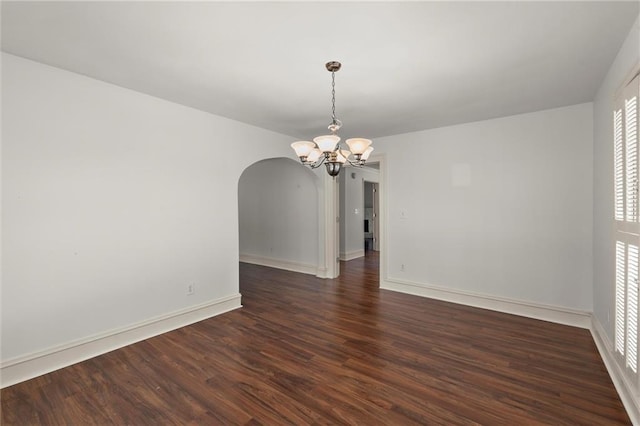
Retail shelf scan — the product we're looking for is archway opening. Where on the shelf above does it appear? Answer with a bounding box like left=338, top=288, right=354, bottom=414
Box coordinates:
left=238, top=157, right=322, bottom=278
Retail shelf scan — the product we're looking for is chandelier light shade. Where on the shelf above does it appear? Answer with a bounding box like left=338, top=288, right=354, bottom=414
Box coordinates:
left=307, top=148, right=322, bottom=163
left=291, top=61, right=374, bottom=177
left=291, top=141, right=316, bottom=159
left=314, top=135, right=341, bottom=153
left=345, top=138, right=372, bottom=157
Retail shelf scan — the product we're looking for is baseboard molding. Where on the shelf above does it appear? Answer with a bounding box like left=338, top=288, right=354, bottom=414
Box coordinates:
left=381, top=277, right=591, bottom=329
left=591, top=316, right=640, bottom=425
left=339, top=249, right=365, bottom=261
left=240, top=253, right=317, bottom=276
left=316, top=266, right=329, bottom=279
left=0, top=294, right=242, bottom=389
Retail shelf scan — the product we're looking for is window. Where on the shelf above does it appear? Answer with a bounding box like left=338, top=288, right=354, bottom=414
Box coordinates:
left=614, top=72, right=640, bottom=385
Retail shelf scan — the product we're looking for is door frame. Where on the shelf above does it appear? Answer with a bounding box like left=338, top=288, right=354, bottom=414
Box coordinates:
left=323, top=154, right=386, bottom=282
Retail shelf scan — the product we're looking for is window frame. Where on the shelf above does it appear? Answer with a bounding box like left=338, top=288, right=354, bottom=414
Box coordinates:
left=613, top=71, right=640, bottom=390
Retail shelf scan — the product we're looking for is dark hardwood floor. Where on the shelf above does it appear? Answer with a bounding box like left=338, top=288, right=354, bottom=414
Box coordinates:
left=1, top=252, right=631, bottom=425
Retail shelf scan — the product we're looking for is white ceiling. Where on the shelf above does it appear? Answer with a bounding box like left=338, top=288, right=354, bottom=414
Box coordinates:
left=2, top=1, right=638, bottom=139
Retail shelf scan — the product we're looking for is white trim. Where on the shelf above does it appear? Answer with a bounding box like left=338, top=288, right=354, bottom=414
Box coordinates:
left=0, top=294, right=242, bottom=388
left=332, top=173, right=340, bottom=278
left=315, top=266, right=328, bottom=278
left=320, top=172, right=339, bottom=279
left=239, top=253, right=317, bottom=275
left=367, top=153, right=387, bottom=285
left=340, top=249, right=365, bottom=261
left=381, top=277, right=591, bottom=329
left=591, top=315, right=640, bottom=425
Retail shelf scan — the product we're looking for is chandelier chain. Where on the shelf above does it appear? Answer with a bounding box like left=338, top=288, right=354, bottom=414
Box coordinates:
left=331, top=71, right=336, bottom=126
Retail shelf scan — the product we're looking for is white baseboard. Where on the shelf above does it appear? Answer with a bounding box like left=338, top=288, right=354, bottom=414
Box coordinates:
left=240, top=253, right=317, bottom=275
left=591, top=316, right=640, bottom=425
left=339, top=249, right=365, bottom=261
left=381, top=277, right=591, bottom=329
left=316, top=266, right=329, bottom=278
left=0, top=294, right=242, bottom=388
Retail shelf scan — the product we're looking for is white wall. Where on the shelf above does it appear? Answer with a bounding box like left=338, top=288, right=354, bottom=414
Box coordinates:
left=374, top=103, right=594, bottom=312
left=1, top=53, right=294, bottom=363
left=339, top=166, right=379, bottom=260
left=593, top=15, right=640, bottom=342
left=238, top=158, right=319, bottom=273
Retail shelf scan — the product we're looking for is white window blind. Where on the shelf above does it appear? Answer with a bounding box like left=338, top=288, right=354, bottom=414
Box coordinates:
left=614, top=73, right=640, bottom=385
left=615, top=109, right=625, bottom=221
left=626, top=95, right=638, bottom=223
left=627, top=243, right=638, bottom=373
left=616, top=241, right=627, bottom=355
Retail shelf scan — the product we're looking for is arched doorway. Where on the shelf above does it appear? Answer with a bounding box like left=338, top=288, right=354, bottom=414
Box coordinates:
left=238, top=157, right=331, bottom=277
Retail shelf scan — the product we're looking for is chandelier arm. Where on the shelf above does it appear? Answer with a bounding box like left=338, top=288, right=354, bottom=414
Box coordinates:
left=307, top=155, right=326, bottom=169
left=345, top=158, right=365, bottom=168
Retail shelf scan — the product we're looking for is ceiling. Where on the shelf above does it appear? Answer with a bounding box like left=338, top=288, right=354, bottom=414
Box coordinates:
left=2, top=1, right=638, bottom=140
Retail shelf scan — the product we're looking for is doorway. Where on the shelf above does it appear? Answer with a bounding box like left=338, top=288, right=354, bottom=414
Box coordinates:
left=338, top=162, right=381, bottom=262
left=363, top=181, right=380, bottom=252
left=238, top=158, right=324, bottom=276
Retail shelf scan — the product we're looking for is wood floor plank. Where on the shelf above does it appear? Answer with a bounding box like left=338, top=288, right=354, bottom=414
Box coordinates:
left=1, top=252, right=631, bottom=424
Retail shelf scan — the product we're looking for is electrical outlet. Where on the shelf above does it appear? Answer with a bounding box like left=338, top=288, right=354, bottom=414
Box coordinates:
left=187, top=284, right=195, bottom=295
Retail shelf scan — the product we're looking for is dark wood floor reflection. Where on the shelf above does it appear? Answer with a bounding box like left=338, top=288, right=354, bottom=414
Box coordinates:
left=1, top=252, right=630, bottom=424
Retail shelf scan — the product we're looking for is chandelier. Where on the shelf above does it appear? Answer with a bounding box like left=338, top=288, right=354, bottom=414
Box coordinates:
left=291, top=61, right=373, bottom=177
